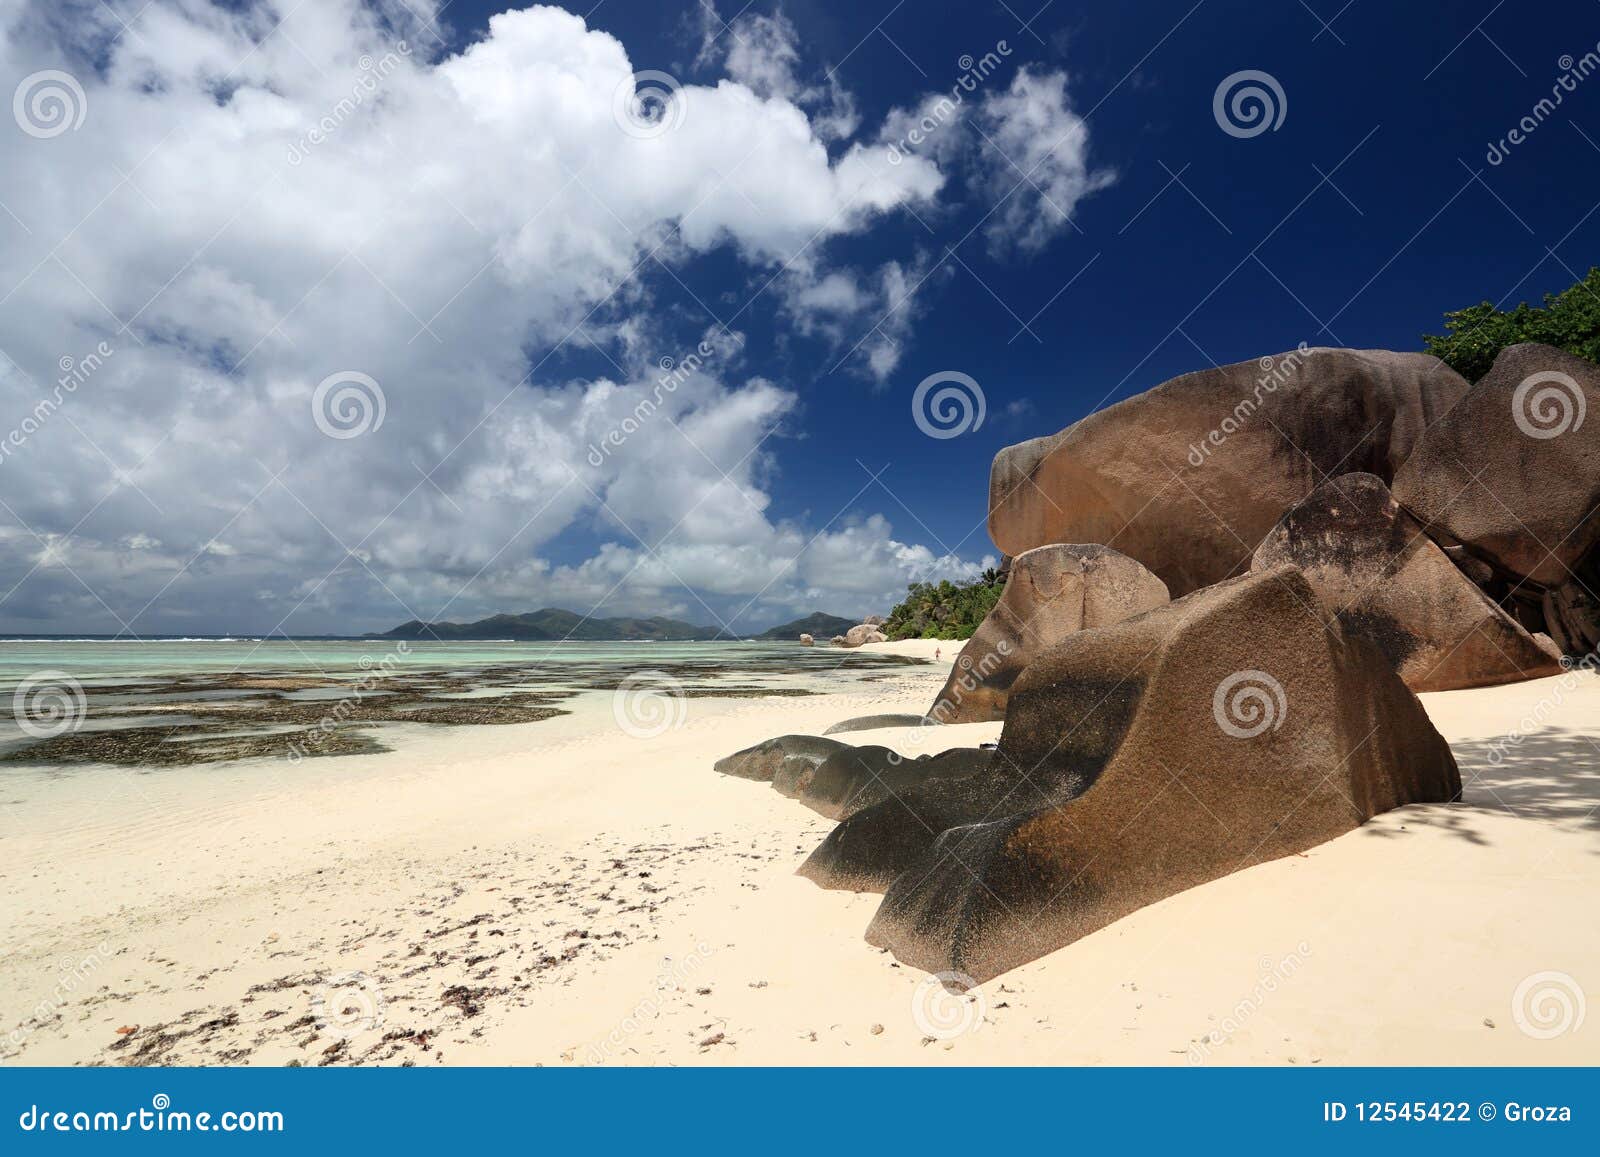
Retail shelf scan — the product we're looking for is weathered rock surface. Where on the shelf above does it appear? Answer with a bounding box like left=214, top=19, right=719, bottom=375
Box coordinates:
left=1393, top=343, right=1600, bottom=588
left=797, top=745, right=994, bottom=820
left=1252, top=473, right=1563, bottom=691
left=988, top=348, right=1469, bottom=596
left=929, top=544, right=1169, bottom=724
left=802, top=566, right=1460, bottom=982
left=821, top=713, right=929, bottom=735
left=843, top=624, right=888, bottom=647
left=714, top=734, right=850, bottom=782
left=799, top=633, right=814, bottom=646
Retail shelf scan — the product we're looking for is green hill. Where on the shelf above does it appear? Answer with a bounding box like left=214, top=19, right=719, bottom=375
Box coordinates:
left=754, top=612, right=859, bottom=640
left=377, top=609, right=723, bottom=641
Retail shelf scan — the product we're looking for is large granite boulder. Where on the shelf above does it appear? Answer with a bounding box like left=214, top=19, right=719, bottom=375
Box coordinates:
left=797, top=745, right=993, bottom=820
left=801, top=566, right=1460, bottom=982
left=1252, top=473, right=1563, bottom=691
left=714, top=734, right=850, bottom=782
left=988, top=348, right=1469, bottom=597
left=799, top=633, right=814, bottom=646
left=929, top=544, right=1169, bottom=724
left=1393, top=343, right=1600, bottom=588
left=843, top=624, right=887, bottom=647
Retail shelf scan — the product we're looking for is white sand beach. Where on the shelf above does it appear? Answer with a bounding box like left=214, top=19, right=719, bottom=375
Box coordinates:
left=2, top=639, right=1596, bottom=1067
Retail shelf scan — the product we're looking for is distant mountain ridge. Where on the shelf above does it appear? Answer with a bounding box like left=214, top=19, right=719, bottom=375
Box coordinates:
left=375, top=608, right=864, bottom=642
left=753, top=612, right=858, bottom=640
left=377, top=609, right=723, bottom=641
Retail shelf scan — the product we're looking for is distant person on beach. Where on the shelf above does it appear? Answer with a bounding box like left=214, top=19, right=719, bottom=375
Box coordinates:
left=935, top=647, right=941, bottom=661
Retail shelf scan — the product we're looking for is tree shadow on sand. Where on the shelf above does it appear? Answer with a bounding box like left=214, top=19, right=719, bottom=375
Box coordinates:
left=1364, top=727, right=1600, bottom=846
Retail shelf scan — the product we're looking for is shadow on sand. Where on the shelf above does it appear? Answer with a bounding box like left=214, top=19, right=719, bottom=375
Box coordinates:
left=1363, top=727, right=1600, bottom=846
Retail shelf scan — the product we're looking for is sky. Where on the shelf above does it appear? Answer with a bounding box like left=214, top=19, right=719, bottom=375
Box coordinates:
left=0, top=0, right=1595, bottom=636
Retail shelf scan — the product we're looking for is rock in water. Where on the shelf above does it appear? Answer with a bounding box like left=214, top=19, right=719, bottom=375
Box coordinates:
left=988, top=348, right=1468, bottom=596
left=928, top=544, right=1168, bottom=723
left=1393, top=343, right=1600, bottom=588
left=714, top=734, right=850, bottom=782
left=799, top=633, right=814, bottom=646
left=1252, top=473, right=1563, bottom=691
left=803, top=567, right=1460, bottom=982
left=797, top=745, right=994, bottom=820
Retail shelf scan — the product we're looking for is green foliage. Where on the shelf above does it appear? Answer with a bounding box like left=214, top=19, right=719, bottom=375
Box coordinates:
left=883, top=568, right=1005, bottom=641
left=1424, top=267, right=1600, bottom=381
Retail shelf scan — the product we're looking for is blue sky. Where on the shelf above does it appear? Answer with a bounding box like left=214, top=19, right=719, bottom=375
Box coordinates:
left=0, top=0, right=1595, bottom=634
left=554, top=0, right=1599, bottom=562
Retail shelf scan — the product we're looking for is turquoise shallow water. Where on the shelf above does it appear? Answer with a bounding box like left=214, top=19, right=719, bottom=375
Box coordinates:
left=0, top=638, right=870, bottom=684
left=0, top=638, right=921, bottom=766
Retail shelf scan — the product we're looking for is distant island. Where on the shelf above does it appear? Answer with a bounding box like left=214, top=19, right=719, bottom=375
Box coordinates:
left=373, top=608, right=860, bottom=642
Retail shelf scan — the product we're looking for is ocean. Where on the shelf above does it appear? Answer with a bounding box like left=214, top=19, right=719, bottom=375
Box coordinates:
left=0, top=638, right=922, bottom=768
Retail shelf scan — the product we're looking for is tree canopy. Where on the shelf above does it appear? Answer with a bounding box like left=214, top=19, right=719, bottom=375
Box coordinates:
left=883, top=569, right=1005, bottom=640
left=1424, top=267, right=1600, bottom=381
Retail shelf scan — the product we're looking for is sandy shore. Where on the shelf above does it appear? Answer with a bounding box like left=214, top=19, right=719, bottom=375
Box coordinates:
left=2, top=639, right=1597, bottom=1066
